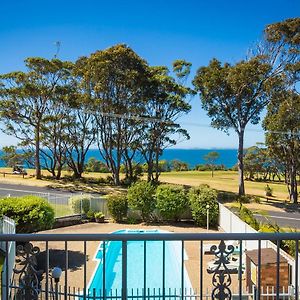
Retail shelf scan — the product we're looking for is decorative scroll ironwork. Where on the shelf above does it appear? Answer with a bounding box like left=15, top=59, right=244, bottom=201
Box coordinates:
left=13, top=242, right=43, bottom=300
left=207, top=240, right=235, bottom=300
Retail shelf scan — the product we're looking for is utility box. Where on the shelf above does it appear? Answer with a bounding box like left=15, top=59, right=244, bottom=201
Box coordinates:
left=245, top=248, right=290, bottom=294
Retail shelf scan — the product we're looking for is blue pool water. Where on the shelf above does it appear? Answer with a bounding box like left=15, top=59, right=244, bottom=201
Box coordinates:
left=87, top=229, right=193, bottom=297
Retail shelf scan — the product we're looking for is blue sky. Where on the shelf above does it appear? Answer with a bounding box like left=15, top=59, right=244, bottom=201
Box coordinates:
left=0, top=0, right=299, bottom=149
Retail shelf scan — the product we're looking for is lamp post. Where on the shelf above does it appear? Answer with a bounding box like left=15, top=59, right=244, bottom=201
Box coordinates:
left=206, top=204, right=210, bottom=231
left=52, top=267, right=62, bottom=300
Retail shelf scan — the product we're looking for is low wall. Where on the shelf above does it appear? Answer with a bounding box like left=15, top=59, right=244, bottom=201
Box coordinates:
left=218, top=202, right=300, bottom=289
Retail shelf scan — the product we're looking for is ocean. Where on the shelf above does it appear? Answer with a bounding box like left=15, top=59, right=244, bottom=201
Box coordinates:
left=0, top=149, right=237, bottom=169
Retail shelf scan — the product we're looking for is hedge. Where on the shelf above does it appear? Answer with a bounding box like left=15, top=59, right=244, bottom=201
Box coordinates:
left=127, top=181, right=156, bottom=221
left=0, top=196, right=55, bottom=233
left=68, top=194, right=91, bottom=214
left=107, top=194, right=128, bottom=222
left=155, top=185, right=188, bottom=221
left=189, top=186, right=219, bottom=227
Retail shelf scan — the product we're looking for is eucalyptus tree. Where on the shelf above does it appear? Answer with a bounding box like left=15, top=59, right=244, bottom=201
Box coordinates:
left=203, top=151, right=220, bottom=177
left=140, top=63, right=192, bottom=182
left=0, top=58, right=73, bottom=179
left=262, top=18, right=300, bottom=202
left=82, top=44, right=149, bottom=185
left=39, top=100, right=72, bottom=179
left=193, top=58, right=275, bottom=195
left=64, top=57, right=97, bottom=179
left=0, top=145, right=33, bottom=168
left=264, top=91, right=300, bottom=203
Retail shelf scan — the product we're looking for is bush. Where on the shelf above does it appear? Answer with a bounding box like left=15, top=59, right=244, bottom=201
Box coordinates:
left=107, top=194, right=128, bottom=222
left=94, top=211, right=105, bottom=222
left=265, top=184, right=273, bottom=196
left=239, top=205, right=259, bottom=231
left=127, top=181, right=156, bottom=221
left=253, top=196, right=261, bottom=204
left=0, top=196, right=55, bottom=233
left=69, top=194, right=91, bottom=214
left=217, top=191, right=237, bottom=202
left=237, top=195, right=251, bottom=204
left=86, top=210, right=96, bottom=221
left=189, top=186, right=219, bottom=227
left=155, top=185, right=188, bottom=221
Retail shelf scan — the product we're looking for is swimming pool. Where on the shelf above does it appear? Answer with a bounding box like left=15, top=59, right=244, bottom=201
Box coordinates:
left=87, top=229, right=193, bottom=297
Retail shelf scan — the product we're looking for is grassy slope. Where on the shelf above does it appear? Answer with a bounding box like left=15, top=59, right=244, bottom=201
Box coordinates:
left=158, top=171, right=289, bottom=200
left=0, top=167, right=289, bottom=201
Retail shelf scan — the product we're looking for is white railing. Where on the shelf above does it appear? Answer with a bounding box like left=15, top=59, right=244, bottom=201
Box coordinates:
left=0, top=216, right=16, bottom=300
left=1, top=190, right=108, bottom=218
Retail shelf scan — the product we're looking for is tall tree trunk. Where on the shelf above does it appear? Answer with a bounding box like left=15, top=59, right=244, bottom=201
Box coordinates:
left=56, top=165, right=62, bottom=180
left=290, top=164, right=298, bottom=204
left=237, top=129, right=245, bottom=196
left=35, top=126, right=42, bottom=179
left=114, top=170, right=120, bottom=185
left=154, top=151, right=160, bottom=182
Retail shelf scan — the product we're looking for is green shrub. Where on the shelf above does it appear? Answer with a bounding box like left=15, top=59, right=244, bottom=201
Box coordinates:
left=265, top=185, right=273, bottom=196
left=237, top=195, right=251, bottom=204
left=69, top=194, right=91, bottom=214
left=86, top=210, right=95, bottom=221
left=155, top=185, right=188, bottom=221
left=107, top=194, right=128, bottom=222
left=0, top=196, right=55, bottom=233
left=94, top=211, right=105, bottom=222
left=217, top=191, right=237, bottom=202
left=127, top=181, right=156, bottom=221
left=253, top=196, right=261, bottom=204
left=239, top=205, right=259, bottom=230
left=189, top=186, right=219, bottom=227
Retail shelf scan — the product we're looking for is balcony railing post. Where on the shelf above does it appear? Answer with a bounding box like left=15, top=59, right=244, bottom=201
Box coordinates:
left=5, top=241, right=9, bottom=300
left=276, top=240, right=280, bottom=299
left=122, top=240, right=127, bottom=300
left=103, top=241, right=106, bottom=300
left=181, top=240, right=184, bottom=300
left=238, top=240, right=242, bottom=300
left=295, top=239, right=299, bottom=300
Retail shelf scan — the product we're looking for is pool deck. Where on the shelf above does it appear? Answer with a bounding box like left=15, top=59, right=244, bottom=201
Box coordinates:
left=33, top=222, right=241, bottom=295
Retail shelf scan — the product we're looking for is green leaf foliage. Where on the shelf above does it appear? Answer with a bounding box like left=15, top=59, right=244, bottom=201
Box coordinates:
left=107, top=194, right=128, bottom=222
left=155, top=185, right=188, bottom=221
left=238, top=205, right=260, bottom=231
left=0, top=196, right=54, bottom=233
left=188, top=186, right=219, bottom=227
left=68, top=194, right=91, bottom=214
left=127, top=181, right=156, bottom=221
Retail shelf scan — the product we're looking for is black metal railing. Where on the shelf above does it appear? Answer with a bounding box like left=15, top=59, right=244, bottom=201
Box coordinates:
left=0, top=232, right=299, bottom=300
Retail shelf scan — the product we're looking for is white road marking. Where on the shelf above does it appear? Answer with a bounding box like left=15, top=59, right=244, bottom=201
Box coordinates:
left=0, top=187, right=71, bottom=197
left=254, top=213, right=300, bottom=221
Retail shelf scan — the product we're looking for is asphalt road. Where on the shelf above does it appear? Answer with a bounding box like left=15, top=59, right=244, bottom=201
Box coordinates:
left=254, top=210, right=300, bottom=229
left=0, top=182, right=78, bottom=198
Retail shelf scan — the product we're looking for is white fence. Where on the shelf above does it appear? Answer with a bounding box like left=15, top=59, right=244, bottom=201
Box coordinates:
left=218, top=202, right=300, bottom=290
left=0, top=216, right=16, bottom=300
left=1, top=189, right=108, bottom=218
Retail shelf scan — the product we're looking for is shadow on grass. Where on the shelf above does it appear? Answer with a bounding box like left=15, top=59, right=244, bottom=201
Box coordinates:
left=37, top=249, right=88, bottom=272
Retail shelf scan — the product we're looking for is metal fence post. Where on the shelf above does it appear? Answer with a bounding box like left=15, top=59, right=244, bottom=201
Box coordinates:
left=122, top=241, right=127, bottom=300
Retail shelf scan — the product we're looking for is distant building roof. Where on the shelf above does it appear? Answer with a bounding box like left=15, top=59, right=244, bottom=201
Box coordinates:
left=245, top=248, right=287, bottom=265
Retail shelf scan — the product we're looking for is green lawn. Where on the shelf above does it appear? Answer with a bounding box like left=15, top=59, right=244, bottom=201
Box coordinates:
left=158, top=170, right=289, bottom=201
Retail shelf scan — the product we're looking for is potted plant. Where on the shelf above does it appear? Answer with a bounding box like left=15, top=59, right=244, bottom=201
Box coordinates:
left=86, top=210, right=96, bottom=222
left=95, top=212, right=105, bottom=223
